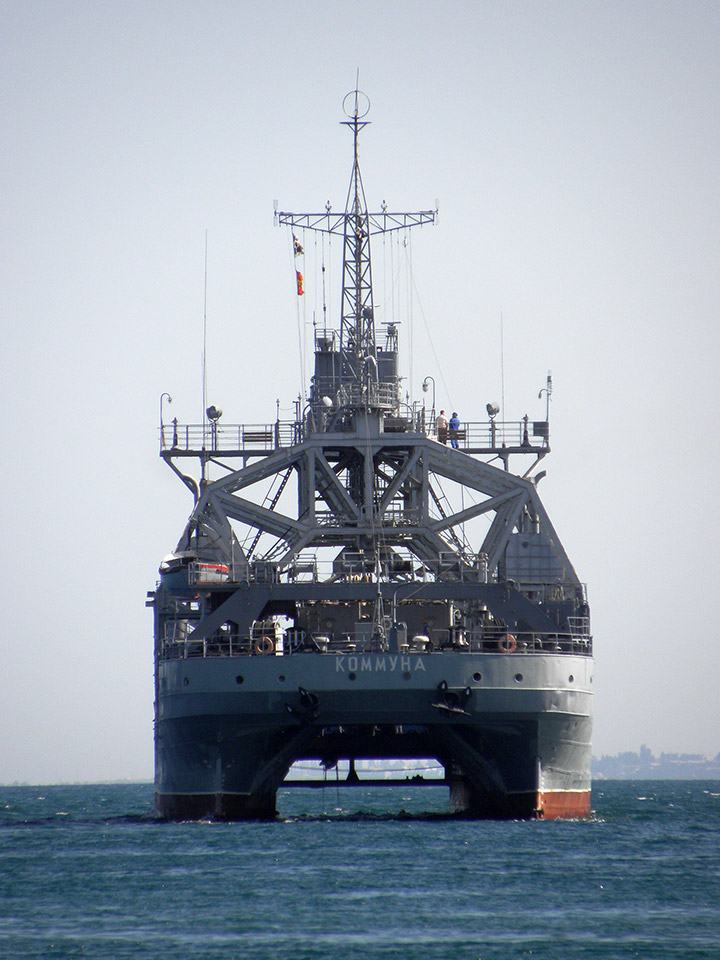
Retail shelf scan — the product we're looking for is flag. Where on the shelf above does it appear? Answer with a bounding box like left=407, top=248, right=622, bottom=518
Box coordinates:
left=293, top=234, right=304, bottom=256
left=296, top=270, right=304, bottom=295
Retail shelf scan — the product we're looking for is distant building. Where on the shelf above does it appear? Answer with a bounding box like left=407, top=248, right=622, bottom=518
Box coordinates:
left=592, top=745, right=720, bottom=780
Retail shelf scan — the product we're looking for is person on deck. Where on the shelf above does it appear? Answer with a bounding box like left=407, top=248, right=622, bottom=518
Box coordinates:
left=436, top=409, right=448, bottom=444
left=449, top=412, right=460, bottom=448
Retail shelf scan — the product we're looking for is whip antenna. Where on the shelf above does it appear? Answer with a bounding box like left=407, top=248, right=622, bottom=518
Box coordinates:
left=202, top=231, right=208, bottom=474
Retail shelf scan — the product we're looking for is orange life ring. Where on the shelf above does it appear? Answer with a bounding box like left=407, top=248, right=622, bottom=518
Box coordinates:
left=498, top=634, right=517, bottom=653
left=254, top=636, right=274, bottom=656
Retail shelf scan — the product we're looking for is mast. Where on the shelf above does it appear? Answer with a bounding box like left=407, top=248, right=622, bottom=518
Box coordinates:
left=275, top=88, right=437, bottom=414
left=340, top=89, right=374, bottom=380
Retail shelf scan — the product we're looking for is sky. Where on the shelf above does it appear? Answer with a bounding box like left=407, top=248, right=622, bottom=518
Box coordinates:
left=2, top=0, right=719, bottom=783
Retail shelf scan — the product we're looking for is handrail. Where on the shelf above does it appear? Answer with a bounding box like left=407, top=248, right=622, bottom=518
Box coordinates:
left=158, top=627, right=592, bottom=662
left=181, top=558, right=587, bottom=600
left=160, top=417, right=549, bottom=455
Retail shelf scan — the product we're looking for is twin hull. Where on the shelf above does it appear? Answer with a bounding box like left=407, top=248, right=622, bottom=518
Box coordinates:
left=155, top=650, right=593, bottom=819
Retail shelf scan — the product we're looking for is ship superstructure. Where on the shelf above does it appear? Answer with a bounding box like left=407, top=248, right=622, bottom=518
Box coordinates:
left=149, top=92, right=593, bottom=820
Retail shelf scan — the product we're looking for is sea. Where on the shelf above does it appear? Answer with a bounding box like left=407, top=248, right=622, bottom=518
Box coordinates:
left=1, top=780, right=718, bottom=960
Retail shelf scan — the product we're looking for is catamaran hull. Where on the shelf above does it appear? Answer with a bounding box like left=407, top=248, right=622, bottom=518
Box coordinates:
left=155, top=651, right=592, bottom=820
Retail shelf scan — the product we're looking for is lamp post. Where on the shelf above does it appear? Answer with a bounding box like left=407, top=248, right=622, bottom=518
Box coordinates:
left=537, top=371, right=552, bottom=448
left=422, top=376, right=436, bottom=431
left=160, top=392, right=172, bottom=448
left=486, top=401, right=499, bottom=450
left=206, top=405, right=223, bottom=451
left=538, top=371, right=553, bottom=421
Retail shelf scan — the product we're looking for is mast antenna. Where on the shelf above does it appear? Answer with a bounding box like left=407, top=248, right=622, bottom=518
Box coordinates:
left=275, top=90, right=436, bottom=412
left=202, top=231, right=209, bottom=476
left=340, top=84, right=373, bottom=373
left=500, top=311, right=506, bottom=419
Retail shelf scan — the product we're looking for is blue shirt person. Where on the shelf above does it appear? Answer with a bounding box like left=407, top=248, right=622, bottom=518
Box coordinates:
left=449, top=412, right=460, bottom=448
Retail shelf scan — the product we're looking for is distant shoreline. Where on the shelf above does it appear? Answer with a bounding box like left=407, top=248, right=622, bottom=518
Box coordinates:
left=2, top=747, right=719, bottom=787
left=592, top=745, right=720, bottom=780
left=3, top=773, right=720, bottom=788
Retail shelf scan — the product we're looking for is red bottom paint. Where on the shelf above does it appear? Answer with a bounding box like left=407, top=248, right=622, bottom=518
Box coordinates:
left=537, top=790, right=592, bottom=819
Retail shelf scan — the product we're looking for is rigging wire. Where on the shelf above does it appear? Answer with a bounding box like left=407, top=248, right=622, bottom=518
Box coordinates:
left=406, top=261, right=454, bottom=411
left=429, top=474, right=473, bottom=557
left=390, top=228, right=396, bottom=326
left=500, top=311, right=506, bottom=419
left=292, top=228, right=307, bottom=401
left=382, top=231, right=387, bottom=328
left=321, top=232, right=328, bottom=332
left=202, top=230, right=208, bottom=457
left=404, top=230, right=413, bottom=399
left=327, top=231, right=333, bottom=333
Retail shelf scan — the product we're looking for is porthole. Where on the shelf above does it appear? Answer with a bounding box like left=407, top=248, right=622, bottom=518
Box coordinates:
left=348, top=672, right=357, bottom=681
left=403, top=671, right=411, bottom=680
left=568, top=675, right=574, bottom=683
left=473, top=672, right=482, bottom=682
left=183, top=677, right=189, bottom=686
left=278, top=675, right=286, bottom=683
left=235, top=675, right=244, bottom=685
left=513, top=673, right=523, bottom=683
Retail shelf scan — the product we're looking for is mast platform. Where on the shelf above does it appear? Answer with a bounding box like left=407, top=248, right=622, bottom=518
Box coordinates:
left=160, top=416, right=550, bottom=460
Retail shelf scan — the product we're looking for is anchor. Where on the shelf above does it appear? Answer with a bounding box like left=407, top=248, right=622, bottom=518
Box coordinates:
left=430, top=679, right=472, bottom=716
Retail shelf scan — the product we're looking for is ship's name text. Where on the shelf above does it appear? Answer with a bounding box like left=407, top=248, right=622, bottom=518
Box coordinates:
left=335, top=655, right=425, bottom=673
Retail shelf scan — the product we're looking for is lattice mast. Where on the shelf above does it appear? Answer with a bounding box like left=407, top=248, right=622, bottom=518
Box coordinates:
left=340, top=90, right=374, bottom=378
left=275, top=89, right=436, bottom=406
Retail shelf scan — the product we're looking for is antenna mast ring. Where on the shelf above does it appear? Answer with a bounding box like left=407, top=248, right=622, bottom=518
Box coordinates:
left=342, top=89, right=371, bottom=120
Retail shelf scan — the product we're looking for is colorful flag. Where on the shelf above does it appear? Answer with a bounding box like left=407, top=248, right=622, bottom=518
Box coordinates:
left=296, top=270, right=304, bottom=296
left=293, top=234, right=304, bottom=256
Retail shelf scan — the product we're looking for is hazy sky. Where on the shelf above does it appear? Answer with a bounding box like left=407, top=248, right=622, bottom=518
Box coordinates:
left=2, top=0, right=719, bottom=783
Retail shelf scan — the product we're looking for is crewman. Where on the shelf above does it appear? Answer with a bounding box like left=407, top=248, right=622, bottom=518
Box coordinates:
left=449, top=412, right=460, bottom=448
left=437, top=409, right=448, bottom=444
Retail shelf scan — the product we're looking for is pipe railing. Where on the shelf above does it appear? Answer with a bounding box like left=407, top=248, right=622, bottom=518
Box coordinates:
left=158, top=626, right=592, bottom=662
left=160, top=417, right=549, bottom=454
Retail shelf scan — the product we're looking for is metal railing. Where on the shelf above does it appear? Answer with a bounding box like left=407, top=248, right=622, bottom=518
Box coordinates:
left=174, top=560, right=589, bottom=601
left=180, top=552, right=516, bottom=586
left=159, top=416, right=549, bottom=455
left=160, top=421, right=301, bottom=453
left=158, top=625, right=592, bottom=662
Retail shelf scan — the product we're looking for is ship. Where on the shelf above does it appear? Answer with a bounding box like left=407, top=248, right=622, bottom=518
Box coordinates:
left=149, top=90, right=593, bottom=820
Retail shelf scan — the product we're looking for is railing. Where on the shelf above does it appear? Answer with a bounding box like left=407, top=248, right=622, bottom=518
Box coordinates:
left=436, top=418, right=549, bottom=450
left=182, top=553, right=512, bottom=586
left=159, top=417, right=549, bottom=455
left=511, top=581, right=589, bottom=604
left=160, top=421, right=300, bottom=453
left=158, top=626, right=592, bottom=662
left=334, top=380, right=401, bottom=410
left=179, top=560, right=590, bottom=599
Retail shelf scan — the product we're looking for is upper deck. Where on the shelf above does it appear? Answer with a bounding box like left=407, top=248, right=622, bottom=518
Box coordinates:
left=160, top=413, right=550, bottom=461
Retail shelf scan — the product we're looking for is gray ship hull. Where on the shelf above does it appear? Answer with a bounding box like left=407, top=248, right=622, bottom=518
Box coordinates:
left=155, top=650, right=592, bottom=819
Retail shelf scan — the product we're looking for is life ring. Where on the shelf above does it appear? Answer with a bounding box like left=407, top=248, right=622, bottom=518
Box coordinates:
left=254, top=636, right=274, bottom=656
left=498, top=634, right=517, bottom=653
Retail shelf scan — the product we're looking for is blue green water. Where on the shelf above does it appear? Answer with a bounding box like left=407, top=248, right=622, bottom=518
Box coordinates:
left=1, top=781, right=719, bottom=959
